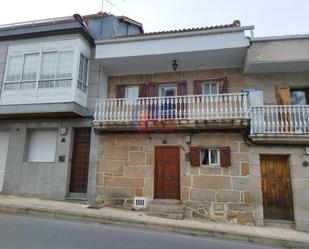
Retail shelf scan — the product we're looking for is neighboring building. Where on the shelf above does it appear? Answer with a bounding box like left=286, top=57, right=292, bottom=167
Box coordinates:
left=0, top=13, right=309, bottom=233
left=93, top=22, right=309, bottom=232
left=0, top=13, right=143, bottom=203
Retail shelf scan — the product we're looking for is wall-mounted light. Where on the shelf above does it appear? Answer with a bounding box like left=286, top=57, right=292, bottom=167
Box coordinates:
left=172, top=60, right=178, bottom=71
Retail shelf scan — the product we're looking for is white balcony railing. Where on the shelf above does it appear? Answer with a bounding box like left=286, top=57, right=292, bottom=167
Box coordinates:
left=94, top=93, right=249, bottom=123
left=250, top=105, right=309, bottom=134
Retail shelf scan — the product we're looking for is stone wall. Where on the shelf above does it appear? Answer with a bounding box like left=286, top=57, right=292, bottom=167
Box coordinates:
left=107, top=68, right=245, bottom=98
left=97, top=132, right=254, bottom=225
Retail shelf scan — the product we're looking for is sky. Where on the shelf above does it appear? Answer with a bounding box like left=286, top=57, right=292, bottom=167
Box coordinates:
left=0, top=0, right=308, bottom=37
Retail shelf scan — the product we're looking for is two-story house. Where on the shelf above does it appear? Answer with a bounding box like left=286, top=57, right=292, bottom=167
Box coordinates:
left=0, top=13, right=143, bottom=203
left=0, top=13, right=308, bottom=233
left=93, top=22, right=309, bottom=232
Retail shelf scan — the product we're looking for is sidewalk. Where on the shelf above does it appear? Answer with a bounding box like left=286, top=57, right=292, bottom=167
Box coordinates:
left=0, top=195, right=308, bottom=248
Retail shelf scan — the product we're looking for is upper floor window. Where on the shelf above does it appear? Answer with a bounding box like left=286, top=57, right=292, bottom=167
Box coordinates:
left=4, top=54, right=39, bottom=91
left=125, top=86, right=139, bottom=99
left=77, top=54, right=89, bottom=93
left=39, top=50, right=74, bottom=89
left=160, top=84, right=177, bottom=97
left=291, top=88, right=309, bottom=105
left=203, top=82, right=219, bottom=95
left=3, top=50, right=74, bottom=91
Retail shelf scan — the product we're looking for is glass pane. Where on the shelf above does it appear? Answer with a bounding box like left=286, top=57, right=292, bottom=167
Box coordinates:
left=78, top=54, right=84, bottom=82
left=38, top=80, right=55, bottom=89
left=83, top=57, right=89, bottom=84
left=126, top=86, right=139, bottom=99
left=201, top=149, right=208, bottom=165
left=211, top=83, right=218, bottom=94
left=57, top=51, right=73, bottom=79
left=291, top=90, right=306, bottom=105
left=20, top=82, right=36, bottom=90
left=203, top=84, right=210, bottom=95
left=4, top=83, right=20, bottom=91
left=22, top=53, right=39, bottom=81
left=6, top=55, right=23, bottom=82
left=161, top=86, right=176, bottom=97
left=210, top=149, right=219, bottom=165
left=41, top=52, right=57, bottom=80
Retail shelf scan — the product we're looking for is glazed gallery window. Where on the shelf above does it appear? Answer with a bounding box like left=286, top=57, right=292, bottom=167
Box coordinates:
left=77, top=53, right=89, bottom=93
left=39, top=51, right=74, bottom=89
left=200, top=148, right=220, bottom=166
left=203, top=82, right=219, bottom=95
left=4, top=50, right=74, bottom=91
left=4, top=53, right=39, bottom=91
left=27, top=129, right=58, bottom=162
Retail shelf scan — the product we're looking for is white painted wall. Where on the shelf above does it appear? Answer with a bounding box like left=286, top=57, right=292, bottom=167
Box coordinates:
left=96, top=31, right=249, bottom=59
left=0, top=131, right=10, bottom=192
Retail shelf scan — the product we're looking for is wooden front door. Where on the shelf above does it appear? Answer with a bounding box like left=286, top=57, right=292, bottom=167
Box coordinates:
left=69, top=128, right=91, bottom=193
left=261, top=155, right=294, bottom=220
left=155, top=146, right=180, bottom=199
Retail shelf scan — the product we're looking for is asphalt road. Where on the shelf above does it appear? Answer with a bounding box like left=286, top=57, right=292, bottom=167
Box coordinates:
left=0, top=214, right=282, bottom=249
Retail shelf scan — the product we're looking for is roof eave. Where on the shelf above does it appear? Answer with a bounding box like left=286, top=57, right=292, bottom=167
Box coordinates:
left=251, top=33, right=309, bottom=42
left=0, top=28, right=94, bottom=44
left=95, top=25, right=254, bottom=44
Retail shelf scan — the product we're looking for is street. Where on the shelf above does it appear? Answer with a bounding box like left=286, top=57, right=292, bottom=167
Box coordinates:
left=0, top=214, right=282, bottom=249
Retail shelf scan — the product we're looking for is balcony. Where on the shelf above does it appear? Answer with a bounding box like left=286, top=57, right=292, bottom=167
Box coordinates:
left=93, top=93, right=249, bottom=131
left=250, top=105, right=309, bottom=144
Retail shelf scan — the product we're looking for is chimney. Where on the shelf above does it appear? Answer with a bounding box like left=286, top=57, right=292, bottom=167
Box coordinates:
left=233, top=20, right=241, bottom=27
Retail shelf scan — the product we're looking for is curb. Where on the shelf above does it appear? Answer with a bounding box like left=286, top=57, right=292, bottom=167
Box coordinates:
left=0, top=203, right=308, bottom=249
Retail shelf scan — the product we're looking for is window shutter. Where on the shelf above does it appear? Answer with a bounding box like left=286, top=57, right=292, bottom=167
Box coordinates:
left=177, top=80, right=187, bottom=96
left=138, top=83, right=147, bottom=97
left=219, top=77, right=228, bottom=94
left=190, top=147, right=201, bottom=167
left=116, top=85, right=125, bottom=98
left=276, top=85, right=291, bottom=105
left=147, top=82, right=159, bottom=97
left=220, top=147, right=231, bottom=167
left=193, top=80, right=203, bottom=95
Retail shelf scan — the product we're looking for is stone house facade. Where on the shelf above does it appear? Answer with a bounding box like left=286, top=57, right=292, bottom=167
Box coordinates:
left=0, top=13, right=308, bottom=233
left=94, top=31, right=309, bottom=232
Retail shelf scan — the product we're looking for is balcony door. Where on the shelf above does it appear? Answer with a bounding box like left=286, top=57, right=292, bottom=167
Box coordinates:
left=159, top=84, right=177, bottom=119
left=291, top=88, right=309, bottom=105
left=290, top=88, right=309, bottom=132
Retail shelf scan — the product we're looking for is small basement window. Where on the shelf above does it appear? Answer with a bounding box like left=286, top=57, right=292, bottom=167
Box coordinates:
left=200, top=148, right=220, bottom=166
left=27, top=129, right=58, bottom=162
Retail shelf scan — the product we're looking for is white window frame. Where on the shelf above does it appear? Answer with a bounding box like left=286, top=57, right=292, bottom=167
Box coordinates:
left=200, top=148, right=220, bottom=166
left=4, top=53, right=39, bottom=91
left=38, top=49, right=74, bottom=89
left=202, top=82, right=219, bottom=95
left=159, top=83, right=177, bottom=97
left=77, top=53, right=89, bottom=93
left=125, top=85, right=139, bottom=99
left=3, top=49, right=75, bottom=92
left=26, top=129, right=58, bottom=163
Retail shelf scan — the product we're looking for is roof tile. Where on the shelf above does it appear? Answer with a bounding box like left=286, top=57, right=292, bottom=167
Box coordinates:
left=112, top=20, right=241, bottom=39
